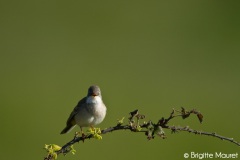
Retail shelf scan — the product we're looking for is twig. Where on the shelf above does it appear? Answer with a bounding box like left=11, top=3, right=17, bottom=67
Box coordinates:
left=166, top=125, right=240, bottom=146
left=44, top=108, right=239, bottom=160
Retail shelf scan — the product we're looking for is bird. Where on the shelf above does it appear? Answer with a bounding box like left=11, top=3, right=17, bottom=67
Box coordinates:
left=60, top=85, right=107, bottom=135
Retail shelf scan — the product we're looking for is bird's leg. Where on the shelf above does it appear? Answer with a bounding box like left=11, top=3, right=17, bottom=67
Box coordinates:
left=79, top=127, right=86, bottom=143
left=80, top=127, right=85, bottom=137
left=90, top=125, right=94, bottom=129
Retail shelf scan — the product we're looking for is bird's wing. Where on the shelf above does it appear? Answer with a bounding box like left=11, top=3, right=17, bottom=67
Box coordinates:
left=66, top=97, right=87, bottom=125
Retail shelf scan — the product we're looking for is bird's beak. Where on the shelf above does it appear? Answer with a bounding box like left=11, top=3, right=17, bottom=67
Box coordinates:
left=92, top=93, right=97, bottom=97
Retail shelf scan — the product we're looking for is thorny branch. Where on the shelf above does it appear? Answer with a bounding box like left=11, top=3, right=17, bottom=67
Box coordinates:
left=44, top=107, right=240, bottom=160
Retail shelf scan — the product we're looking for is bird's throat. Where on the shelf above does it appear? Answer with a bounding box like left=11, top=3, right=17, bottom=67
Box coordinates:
left=86, top=96, right=102, bottom=104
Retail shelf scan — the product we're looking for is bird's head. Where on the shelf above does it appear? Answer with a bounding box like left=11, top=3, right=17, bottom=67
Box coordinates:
left=87, top=85, right=102, bottom=98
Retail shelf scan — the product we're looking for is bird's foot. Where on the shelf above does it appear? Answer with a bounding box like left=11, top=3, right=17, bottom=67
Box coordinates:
left=74, top=132, right=81, bottom=139
left=74, top=131, right=86, bottom=142
left=81, top=132, right=86, bottom=138
left=81, top=132, right=86, bottom=143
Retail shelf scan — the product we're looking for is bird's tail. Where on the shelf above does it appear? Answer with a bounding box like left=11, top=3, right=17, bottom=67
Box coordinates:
left=60, top=125, right=75, bottom=134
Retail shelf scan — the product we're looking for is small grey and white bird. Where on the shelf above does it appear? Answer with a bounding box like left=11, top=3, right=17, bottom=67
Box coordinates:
left=60, top=85, right=107, bottom=134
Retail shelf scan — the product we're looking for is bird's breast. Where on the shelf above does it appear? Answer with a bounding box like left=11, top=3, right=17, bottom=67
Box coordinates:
left=86, top=96, right=106, bottom=116
left=75, top=95, right=106, bottom=127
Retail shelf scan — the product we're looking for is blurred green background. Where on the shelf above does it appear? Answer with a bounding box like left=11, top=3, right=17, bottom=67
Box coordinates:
left=0, top=0, right=239, bottom=160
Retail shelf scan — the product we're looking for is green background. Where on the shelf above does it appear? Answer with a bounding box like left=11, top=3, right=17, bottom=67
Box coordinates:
left=1, top=1, right=239, bottom=160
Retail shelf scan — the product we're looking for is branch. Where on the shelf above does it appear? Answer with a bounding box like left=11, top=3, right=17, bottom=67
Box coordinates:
left=44, top=108, right=239, bottom=160
left=166, top=126, right=240, bottom=146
